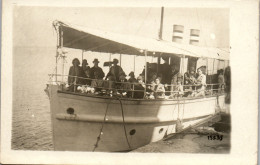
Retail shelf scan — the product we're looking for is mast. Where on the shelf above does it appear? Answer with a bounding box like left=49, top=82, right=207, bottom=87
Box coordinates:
left=157, top=7, right=164, bottom=74
left=159, top=7, right=164, bottom=40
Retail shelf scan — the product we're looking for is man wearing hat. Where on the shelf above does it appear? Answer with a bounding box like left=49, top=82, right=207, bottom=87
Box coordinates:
left=90, top=58, right=105, bottom=80
left=105, top=58, right=124, bottom=82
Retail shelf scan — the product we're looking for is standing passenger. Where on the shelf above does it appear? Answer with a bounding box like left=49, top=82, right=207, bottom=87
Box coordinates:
left=68, top=58, right=84, bottom=91
left=82, top=59, right=91, bottom=85
left=105, top=59, right=124, bottom=82
left=194, top=68, right=206, bottom=97
left=90, top=59, right=105, bottom=80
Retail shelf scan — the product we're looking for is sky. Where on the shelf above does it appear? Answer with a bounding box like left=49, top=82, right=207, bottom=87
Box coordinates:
left=13, top=6, right=229, bottom=84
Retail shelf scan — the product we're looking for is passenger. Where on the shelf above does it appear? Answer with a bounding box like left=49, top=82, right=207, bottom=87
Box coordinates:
left=217, top=69, right=225, bottom=93
left=90, top=59, right=105, bottom=80
left=161, top=59, right=171, bottom=84
left=82, top=59, right=91, bottom=85
left=154, top=77, right=165, bottom=99
left=91, top=71, right=104, bottom=92
left=171, top=79, right=184, bottom=98
left=105, top=58, right=124, bottom=82
left=141, top=62, right=153, bottom=82
left=147, top=72, right=157, bottom=91
left=118, top=74, right=131, bottom=97
left=103, top=75, right=115, bottom=96
left=133, top=76, right=146, bottom=99
left=170, top=65, right=182, bottom=95
left=128, top=71, right=137, bottom=83
left=194, top=68, right=206, bottom=97
left=68, top=58, right=84, bottom=91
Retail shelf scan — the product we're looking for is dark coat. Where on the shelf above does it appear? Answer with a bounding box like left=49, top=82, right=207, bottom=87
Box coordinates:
left=68, top=66, right=84, bottom=85
left=90, top=66, right=105, bottom=79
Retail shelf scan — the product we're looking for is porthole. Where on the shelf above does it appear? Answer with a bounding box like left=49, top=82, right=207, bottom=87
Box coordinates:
left=159, top=128, right=164, bottom=134
left=129, top=129, right=136, bottom=135
left=67, top=107, right=74, bottom=114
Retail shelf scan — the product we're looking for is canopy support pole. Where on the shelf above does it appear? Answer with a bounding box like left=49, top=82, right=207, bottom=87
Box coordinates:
left=144, top=50, right=148, bottom=98
left=61, top=30, right=64, bottom=83
left=81, top=50, right=84, bottom=62
left=157, top=54, right=161, bottom=75
left=109, top=53, right=112, bottom=68
left=182, top=56, right=185, bottom=85
left=134, top=55, right=136, bottom=72
left=120, top=54, right=122, bottom=66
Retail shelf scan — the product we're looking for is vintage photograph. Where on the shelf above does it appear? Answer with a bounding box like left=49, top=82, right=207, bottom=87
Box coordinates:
left=1, top=0, right=259, bottom=164
left=12, top=6, right=231, bottom=153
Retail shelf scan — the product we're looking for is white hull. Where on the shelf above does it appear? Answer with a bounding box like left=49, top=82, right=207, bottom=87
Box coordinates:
left=47, top=85, right=226, bottom=152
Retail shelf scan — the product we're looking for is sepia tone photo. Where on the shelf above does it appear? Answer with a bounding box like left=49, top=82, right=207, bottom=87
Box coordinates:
left=1, top=0, right=258, bottom=164
left=12, top=6, right=231, bottom=152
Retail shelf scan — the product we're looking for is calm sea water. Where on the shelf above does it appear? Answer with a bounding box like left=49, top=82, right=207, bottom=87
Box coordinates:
left=12, top=78, right=53, bottom=150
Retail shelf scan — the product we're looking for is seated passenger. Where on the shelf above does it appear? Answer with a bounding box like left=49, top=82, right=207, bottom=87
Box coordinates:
left=103, top=75, right=115, bottom=95
left=153, top=77, right=165, bottom=99
left=91, top=71, right=104, bottom=92
left=170, top=69, right=182, bottom=95
left=128, top=71, right=137, bottom=83
left=90, top=59, right=105, bottom=80
left=118, top=74, right=131, bottom=97
left=105, top=58, right=124, bottom=82
left=171, top=79, right=184, bottom=98
left=133, top=76, right=146, bottom=99
left=68, top=58, right=84, bottom=92
left=194, top=68, right=206, bottom=97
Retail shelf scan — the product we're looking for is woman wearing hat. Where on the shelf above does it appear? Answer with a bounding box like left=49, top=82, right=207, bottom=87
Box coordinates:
left=81, top=59, right=91, bottom=85
left=90, top=58, right=105, bottom=80
left=105, top=58, right=124, bottom=82
left=68, top=58, right=84, bottom=91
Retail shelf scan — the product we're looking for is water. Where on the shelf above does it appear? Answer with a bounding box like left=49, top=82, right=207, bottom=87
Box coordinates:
left=12, top=78, right=53, bottom=150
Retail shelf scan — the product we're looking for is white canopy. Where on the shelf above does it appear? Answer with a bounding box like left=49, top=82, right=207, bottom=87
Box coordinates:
left=54, top=21, right=229, bottom=60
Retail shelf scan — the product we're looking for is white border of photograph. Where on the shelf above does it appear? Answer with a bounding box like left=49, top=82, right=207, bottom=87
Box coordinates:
left=1, top=0, right=259, bottom=164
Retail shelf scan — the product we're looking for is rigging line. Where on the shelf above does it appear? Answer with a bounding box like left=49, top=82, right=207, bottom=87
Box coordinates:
left=135, top=8, right=151, bottom=35
left=92, top=102, right=110, bottom=152
left=117, top=97, right=131, bottom=149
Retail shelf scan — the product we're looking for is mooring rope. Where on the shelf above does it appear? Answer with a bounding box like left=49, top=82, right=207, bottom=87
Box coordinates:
left=117, top=97, right=132, bottom=150
left=92, top=102, right=110, bottom=152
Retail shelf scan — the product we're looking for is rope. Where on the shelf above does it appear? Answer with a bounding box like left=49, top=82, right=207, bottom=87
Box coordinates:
left=92, top=102, right=110, bottom=152
left=117, top=97, right=131, bottom=149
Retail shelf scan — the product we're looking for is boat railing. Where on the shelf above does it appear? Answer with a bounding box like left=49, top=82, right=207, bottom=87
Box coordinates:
left=48, top=74, right=225, bottom=99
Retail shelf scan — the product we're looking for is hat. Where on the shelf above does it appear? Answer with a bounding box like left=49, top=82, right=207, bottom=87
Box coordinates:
left=129, top=71, right=135, bottom=77
left=82, top=59, right=88, bottom=65
left=93, top=59, right=100, bottom=63
left=113, top=58, right=119, bottom=64
left=72, top=58, right=80, bottom=65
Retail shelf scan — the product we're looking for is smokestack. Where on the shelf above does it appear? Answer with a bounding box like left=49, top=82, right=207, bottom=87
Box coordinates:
left=172, top=25, right=184, bottom=43
left=189, top=29, right=200, bottom=45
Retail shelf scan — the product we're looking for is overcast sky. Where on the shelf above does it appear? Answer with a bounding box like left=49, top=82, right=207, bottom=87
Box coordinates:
left=13, top=6, right=229, bottom=83
left=13, top=6, right=229, bottom=48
